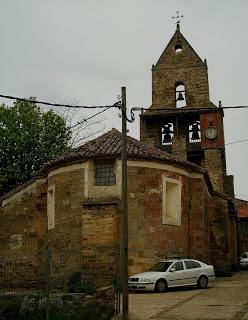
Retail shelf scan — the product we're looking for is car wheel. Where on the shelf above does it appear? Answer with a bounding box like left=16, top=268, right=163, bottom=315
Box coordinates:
left=155, top=279, right=167, bottom=293
left=197, top=276, right=208, bottom=289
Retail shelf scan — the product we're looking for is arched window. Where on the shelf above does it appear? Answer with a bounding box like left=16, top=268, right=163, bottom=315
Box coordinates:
left=175, top=82, right=186, bottom=108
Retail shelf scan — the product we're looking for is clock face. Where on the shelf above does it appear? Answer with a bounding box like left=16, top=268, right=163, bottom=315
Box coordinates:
left=204, top=126, right=218, bottom=140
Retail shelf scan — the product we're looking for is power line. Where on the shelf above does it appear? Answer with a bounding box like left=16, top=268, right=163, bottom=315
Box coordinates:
left=131, top=106, right=248, bottom=112
left=70, top=106, right=112, bottom=129
left=0, top=93, right=121, bottom=109
left=226, top=138, right=248, bottom=146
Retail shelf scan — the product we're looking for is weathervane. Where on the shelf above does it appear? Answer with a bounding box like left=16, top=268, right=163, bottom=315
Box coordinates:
left=172, top=10, right=184, bottom=30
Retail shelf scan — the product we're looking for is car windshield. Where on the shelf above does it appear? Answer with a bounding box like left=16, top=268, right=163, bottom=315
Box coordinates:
left=149, top=261, right=173, bottom=272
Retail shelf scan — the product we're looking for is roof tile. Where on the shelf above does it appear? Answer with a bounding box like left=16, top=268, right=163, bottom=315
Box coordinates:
left=37, top=128, right=206, bottom=176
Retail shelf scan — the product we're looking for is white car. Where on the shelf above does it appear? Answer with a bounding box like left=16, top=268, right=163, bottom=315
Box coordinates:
left=240, top=252, right=248, bottom=268
left=128, top=258, right=215, bottom=293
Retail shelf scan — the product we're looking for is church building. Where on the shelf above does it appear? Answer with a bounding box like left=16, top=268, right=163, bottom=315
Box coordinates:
left=0, top=23, right=239, bottom=288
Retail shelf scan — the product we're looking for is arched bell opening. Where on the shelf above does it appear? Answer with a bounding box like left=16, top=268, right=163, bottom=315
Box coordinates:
left=189, top=121, right=201, bottom=142
left=188, top=121, right=201, bottom=152
left=175, top=82, right=186, bottom=108
left=161, top=123, right=174, bottom=153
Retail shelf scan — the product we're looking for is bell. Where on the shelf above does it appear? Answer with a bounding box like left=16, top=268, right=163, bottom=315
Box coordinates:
left=191, top=122, right=200, bottom=140
left=163, top=134, right=172, bottom=143
left=176, top=92, right=184, bottom=101
left=192, top=131, right=200, bottom=140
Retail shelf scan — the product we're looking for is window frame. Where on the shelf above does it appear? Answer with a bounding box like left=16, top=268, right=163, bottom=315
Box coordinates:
left=171, top=261, right=184, bottom=271
left=94, top=160, right=116, bottom=186
left=185, top=260, right=201, bottom=270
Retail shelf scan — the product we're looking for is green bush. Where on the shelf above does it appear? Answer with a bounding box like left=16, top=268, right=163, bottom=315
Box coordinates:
left=0, top=295, right=23, bottom=320
left=67, top=272, right=96, bottom=294
left=0, top=294, right=105, bottom=320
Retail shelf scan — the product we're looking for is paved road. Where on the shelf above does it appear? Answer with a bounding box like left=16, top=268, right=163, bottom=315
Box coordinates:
left=127, top=270, right=248, bottom=320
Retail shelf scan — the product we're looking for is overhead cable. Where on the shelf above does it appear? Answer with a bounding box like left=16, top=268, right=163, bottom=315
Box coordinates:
left=0, top=93, right=121, bottom=110
left=70, top=106, right=112, bottom=129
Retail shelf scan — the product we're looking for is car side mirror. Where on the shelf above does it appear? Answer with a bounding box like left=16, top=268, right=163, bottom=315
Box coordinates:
left=170, top=268, right=176, bottom=272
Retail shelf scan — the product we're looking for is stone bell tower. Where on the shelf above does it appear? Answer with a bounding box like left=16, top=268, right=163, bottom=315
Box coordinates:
left=140, top=23, right=233, bottom=193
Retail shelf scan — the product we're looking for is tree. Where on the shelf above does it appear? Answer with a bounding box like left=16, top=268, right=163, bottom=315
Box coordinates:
left=0, top=100, right=72, bottom=195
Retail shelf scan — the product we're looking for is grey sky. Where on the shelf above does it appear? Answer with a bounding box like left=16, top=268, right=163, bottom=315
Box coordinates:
left=0, top=0, right=247, bottom=199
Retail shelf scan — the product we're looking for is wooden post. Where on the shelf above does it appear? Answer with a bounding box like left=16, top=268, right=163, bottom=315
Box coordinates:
left=121, top=86, right=128, bottom=319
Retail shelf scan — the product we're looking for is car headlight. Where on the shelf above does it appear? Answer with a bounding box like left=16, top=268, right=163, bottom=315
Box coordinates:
left=139, top=278, right=150, bottom=282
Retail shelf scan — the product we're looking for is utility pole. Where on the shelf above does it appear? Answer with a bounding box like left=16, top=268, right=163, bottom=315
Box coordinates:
left=121, top=86, right=128, bottom=320
left=45, top=240, right=51, bottom=320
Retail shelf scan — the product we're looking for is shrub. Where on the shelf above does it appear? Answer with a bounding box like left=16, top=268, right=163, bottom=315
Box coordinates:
left=67, top=272, right=96, bottom=294
left=0, top=294, right=105, bottom=320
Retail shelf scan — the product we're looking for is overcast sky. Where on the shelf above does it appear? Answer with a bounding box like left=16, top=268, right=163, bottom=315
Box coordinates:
left=0, top=0, right=247, bottom=200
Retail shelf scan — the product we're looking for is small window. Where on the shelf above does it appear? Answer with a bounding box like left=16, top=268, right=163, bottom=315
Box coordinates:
left=185, top=260, right=201, bottom=269
left=175, top=43, right=182, bottom=53
left=172, top=261, right=184, bottom=271
left=95, top=161, right=116, bottom=186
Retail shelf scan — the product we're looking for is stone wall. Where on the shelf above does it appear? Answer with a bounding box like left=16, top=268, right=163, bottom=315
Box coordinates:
left=0, top=179, right=47, bottom=287
left=209, top=195, right=233, bottom=274
left=47, top=167, right=84, bottom=253
left=204, top=149, right=224, bottom=192
left=188, top=178, right=211, bottom=263
left=127, top=164, right=206, bottom=275
left=151, top=30, right=210, bottom=109
left=0, top=158, right=238, bottom=288
left=46, top=164, right=119, bottom=288
left=0, top=179, right=47, bottom=254
left=81, top=203, right=118, bottom=288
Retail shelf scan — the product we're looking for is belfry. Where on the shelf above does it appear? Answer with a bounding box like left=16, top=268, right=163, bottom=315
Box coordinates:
left=140, top=20, right=233, bottom=195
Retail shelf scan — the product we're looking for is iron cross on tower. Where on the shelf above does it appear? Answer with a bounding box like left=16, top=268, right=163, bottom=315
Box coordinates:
left=172, top=10, right=184, bottom=30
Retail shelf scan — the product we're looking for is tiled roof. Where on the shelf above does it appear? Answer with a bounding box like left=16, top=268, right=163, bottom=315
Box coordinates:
left=1, top=128, right=210, bottom=202
left=140, top=104, right=222, bottom=118
left=235, top=199, right=248, bottom=218
left=37, top=128, right=206, bottom=176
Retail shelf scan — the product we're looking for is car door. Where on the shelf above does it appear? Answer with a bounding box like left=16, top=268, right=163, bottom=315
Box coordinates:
left=184, top=260, right=202, bottom=285
left=166, top=261, right=186, bottom=287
